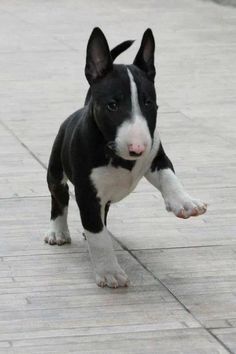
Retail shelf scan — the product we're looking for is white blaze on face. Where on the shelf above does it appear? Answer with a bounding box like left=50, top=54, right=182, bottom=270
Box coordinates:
left=115, top=68, right=152, bottom=160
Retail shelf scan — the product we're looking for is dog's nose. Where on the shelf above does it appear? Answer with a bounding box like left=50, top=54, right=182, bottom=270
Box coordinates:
left=128, top=144, right=146, bottom=157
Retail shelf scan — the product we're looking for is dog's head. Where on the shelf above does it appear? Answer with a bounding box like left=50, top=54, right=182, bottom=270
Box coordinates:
left=85, top=27, right=157, bottom=161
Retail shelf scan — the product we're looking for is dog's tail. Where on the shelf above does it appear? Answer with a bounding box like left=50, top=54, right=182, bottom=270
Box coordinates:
left=84, top=40, right=134, bottom=105
left=110, top=40, right=134, bottom=62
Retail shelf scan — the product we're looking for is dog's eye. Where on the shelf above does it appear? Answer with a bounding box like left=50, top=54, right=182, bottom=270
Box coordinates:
left=144, top=99, right=153, bottom=108
left=106, top=101, right=118, bottom=112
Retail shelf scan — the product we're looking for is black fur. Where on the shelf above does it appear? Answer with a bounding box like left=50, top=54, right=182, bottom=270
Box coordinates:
left=133, top=28, right=156, bottom=82
left=85, top=39, right=134, bottom=105
left=150, top=143, right=175, bottom=173
left=47, top=28, right=172, bottom=235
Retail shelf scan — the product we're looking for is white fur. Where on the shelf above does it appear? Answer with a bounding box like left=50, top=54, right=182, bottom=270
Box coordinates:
left=90, top=148, right=156, bottom=206
left=115, top=69, right=152, bottom=160
left=85, top=227, right=129, bottom=288
left=145, top=168, right=207, bottom=218
left=61, top=172, right=68, bottom=185
left=91, top=163, right=137, bottom=204
left=50, top=207, right=69, bottom=233
left=45, top=207, right=71, bottom=245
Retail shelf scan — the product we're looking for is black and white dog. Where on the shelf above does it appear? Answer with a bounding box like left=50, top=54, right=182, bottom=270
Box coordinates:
left=45, top=28, right=207, bottom=288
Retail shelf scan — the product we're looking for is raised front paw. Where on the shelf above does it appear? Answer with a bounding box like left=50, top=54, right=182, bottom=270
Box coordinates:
left=95, top=268, right=129, bottom=288
left=165, top=194, right=207, bottom=219
left=44, top=230, right=71, bottom=246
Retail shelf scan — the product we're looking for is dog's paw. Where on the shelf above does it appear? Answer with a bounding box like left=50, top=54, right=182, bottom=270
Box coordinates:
left=95, top=268, right=129, bottom=288
left=165, top=194, right=207, bottom=219
left=44, top=230, right=71, bottom=246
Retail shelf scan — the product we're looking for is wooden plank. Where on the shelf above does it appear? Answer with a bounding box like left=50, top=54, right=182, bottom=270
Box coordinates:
left=1, top=0, right=236, bottom=352
left=135, top=246, right=236, bottom=329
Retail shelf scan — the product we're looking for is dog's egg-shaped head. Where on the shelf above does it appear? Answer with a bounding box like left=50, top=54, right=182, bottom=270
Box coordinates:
left=85, top=28, right=158, bottom=160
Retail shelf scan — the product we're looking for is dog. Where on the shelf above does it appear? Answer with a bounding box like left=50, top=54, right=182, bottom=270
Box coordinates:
left=45, top=28, right=207, bottom=288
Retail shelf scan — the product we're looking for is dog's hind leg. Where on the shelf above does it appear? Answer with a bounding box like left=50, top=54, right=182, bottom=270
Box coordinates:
left=45, top=130, right=71, bottom=246
left=45, top=181, right=71, bottom=245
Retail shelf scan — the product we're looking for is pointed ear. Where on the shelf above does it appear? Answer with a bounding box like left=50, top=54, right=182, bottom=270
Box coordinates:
left=133, top=29, right=156, bottom=82
left=85, top=27, right=113, bottom=84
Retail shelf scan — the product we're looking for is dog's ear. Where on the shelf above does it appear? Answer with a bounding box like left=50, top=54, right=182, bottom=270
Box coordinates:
left=133, top=29, right=156, bottom=82
left=85, top=27, right=113, bottom=84
left=110, top=40, right=134, bottom=62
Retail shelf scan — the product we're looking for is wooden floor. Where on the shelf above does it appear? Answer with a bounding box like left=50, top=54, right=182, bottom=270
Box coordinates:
left=0, top=0, right=236, bottom=353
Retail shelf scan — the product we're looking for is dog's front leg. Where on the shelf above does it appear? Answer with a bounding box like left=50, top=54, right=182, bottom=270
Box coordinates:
left=145, top=143, right=207, bottom=218
left=85, top=227, right=129, bottom=288
left=75, top=185, right=129, bottom=288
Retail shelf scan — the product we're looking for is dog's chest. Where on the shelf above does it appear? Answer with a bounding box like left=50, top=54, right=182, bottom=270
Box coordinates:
left=90, top=159, right=148, bottom=204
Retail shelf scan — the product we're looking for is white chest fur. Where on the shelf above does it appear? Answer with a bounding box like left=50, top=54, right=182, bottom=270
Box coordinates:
left=90, top=163, right=135, bottom=204
left=90, top=133, right=160, bottom=205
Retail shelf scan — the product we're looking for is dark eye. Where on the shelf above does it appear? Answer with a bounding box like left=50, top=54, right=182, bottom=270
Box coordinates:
left=106, top=101, right=118, bottom=112
left=144, top=99, right=153, bottom=108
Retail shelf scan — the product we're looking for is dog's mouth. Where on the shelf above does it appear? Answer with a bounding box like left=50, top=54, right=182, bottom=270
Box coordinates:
left=129, top=151, right=143, bottom=158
